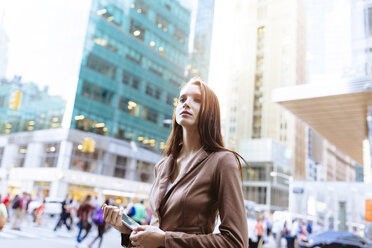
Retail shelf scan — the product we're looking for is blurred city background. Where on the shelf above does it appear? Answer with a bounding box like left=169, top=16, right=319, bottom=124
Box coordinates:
left=0, top=0, right=372, bottom=247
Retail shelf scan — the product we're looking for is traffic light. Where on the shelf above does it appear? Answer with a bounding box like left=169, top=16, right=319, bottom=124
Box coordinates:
left=82, top=137, right=95, bottom=153
left=9, top=91, right=22, bottom=110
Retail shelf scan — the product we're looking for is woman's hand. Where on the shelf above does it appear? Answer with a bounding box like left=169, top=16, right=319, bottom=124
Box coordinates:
left=129, top=225, right=165, bottom=248
left=102, top=204, right=131, bottom=234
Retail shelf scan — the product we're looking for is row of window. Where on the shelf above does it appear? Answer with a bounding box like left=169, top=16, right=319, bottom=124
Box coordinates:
left=80, top=80, right=174, bottom=126
left=0, top=143, right=155, bottom=183
left=95, top=3, right=187, bottom=67
left=252, top=26, right=265, bottom=139
left=70, top=143, right=155, bottom=183
left=87, top=41, right=183, bottom=88
left=85, top=54, right=179, bottom=105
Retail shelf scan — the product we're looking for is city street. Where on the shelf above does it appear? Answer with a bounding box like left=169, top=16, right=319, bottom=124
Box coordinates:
left=0, top=215, right=280, bottom=248
left=0, top=215, right=121, bottom=248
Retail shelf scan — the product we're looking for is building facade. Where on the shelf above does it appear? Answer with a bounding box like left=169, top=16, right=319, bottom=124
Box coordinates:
left=239, top=139, right=292, bottom=212
left=209, top=0, right=307, bottom=210
left=0, top=78, right=66, bottom=135
left=0, top=128, right=161, bottom=204
left=291, top=181, right=372, bottom=238
left=66, top=0, right=192, bottom=152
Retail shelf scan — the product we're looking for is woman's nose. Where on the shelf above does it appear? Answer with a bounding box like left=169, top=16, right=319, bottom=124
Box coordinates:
left=182, top=98, right=191, bottom=108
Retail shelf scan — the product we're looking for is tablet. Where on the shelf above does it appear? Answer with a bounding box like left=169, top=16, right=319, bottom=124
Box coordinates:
left=121, top=212, right=140, bottom=230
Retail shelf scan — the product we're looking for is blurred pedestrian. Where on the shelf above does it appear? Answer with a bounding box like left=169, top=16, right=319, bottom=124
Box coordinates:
left=130, top=198, right=147, bottom=225
left=34, top=200, right=45, bottom=226
left=11, top=194, right=24, bottom=230
left=88, top=200, right=109, bottom=248
left=272, top=219, right=284, bottom=248
left=2, top=193, right=10, bottom=215
left=306, top=220, right=312, bottom=235
left=255, top=217, right=264, bottom=246
left=0, top=195, right=8, bottom=231
left=54, top=194, right=73, bottom=231
left=76, top=195, right=94, bottom=246
left=265, top=216, right=272, bottom=237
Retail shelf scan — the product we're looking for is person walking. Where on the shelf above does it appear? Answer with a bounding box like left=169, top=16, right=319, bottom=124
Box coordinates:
left=76, top=195, right=94, bottom=246
left=255, top=217, right=264, bottom=246
left=130, top=199, right=147, bottom=225
left=34, top=200, right=45, bottom=226
left=103, top=78, right=249, bottom=247
left=88, top=200, right=109, bottom=248
left=11, top=194, right=24, bottom=230
left=54, top=194, right=73, bottom=231
left=0, top=195, right=8, bottom=231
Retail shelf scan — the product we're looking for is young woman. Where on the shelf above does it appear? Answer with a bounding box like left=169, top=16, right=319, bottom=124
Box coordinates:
left=103, top=78, right=248, bottom=247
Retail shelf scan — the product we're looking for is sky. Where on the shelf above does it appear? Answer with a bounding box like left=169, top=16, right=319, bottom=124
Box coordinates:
left=0, top=0, right=91, bottom=99
left=0, top=0, right=231, bottom=119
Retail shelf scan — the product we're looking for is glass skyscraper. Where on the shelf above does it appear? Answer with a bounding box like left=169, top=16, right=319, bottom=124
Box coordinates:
left=187, top=0, right=215, bottom=80
left=0, top=77, right=66, bottom=134
left=70, top=0, right=192, bottom=152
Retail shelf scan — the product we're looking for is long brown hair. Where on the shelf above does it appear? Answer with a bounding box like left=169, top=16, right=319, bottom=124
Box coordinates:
left=163, top=78, right=248, bottom=178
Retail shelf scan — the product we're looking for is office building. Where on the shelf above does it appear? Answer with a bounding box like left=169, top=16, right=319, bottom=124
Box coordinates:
left=66, top=0, right=192, bottom=152
left=186, top=0, right=215, bottom=80
left=0, top=77, right=66, bottom=135
left=0, top=128, right=161, bottom=203
left=210, top=0, right=307, bottom=211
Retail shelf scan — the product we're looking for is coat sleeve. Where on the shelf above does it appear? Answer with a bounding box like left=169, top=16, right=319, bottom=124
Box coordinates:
left=164, top=152, right=249, bottom=248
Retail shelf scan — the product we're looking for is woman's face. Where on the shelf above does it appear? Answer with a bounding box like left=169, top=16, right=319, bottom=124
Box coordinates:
left=176, top=84, right=202, bottom=129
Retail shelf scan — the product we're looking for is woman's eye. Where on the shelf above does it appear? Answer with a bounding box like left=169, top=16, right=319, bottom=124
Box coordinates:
left=179, top=98, right=185, bottom=103
left=194, top=98, right=201, bottom=102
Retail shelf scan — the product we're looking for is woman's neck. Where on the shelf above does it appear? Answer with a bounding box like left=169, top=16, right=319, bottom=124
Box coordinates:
left=180, top=126, right=201, bottom=157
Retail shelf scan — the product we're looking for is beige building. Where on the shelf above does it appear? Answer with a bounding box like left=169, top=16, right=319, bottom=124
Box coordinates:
left=209, top=0, right=308, bottom=211
left=209, top=0, right=359, bottom=211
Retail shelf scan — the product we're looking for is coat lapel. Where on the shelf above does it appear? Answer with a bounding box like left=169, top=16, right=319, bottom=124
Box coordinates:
left=158, top=148, right=209, bottom=211
left=152, top=156, right=174, bottom=213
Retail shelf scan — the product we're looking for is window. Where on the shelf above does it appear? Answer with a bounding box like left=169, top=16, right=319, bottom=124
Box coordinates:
left=173, top=27, right=186, bottom=43
left=70, top=143, right=99, bottom=173
left=243, top=186, right=267, bottom=204
left=142, top=107, right=158, bottom=123
left=0, top=147, right=4, bottom=167
left=155, top=14, right=169, bottom=32
left=130, top=19, right=145, bottom=41
left=86, top=54, right=117, bottom=80
left=114, top=155, right=128, bottom=178
left=166, top=93, right=174, bottom=105
left=15, top=145, right=27, bottom=168
left=118, top=97, right=140, bottom=116
left=367, top=7, right=372, bottom=36
left=145, top=84, right=153, bottom=96
left=134, top=0, right=149, bottom=16
left=122, top=70, right=141, bottom=90
left=145, top=84, right=162, bottom=99
left=96, top=4, right=123, bottom=26
left=136, top=160, right=153, bottom=183
left=126, top=48, right=142, bottom=65
left=82, top=81, right=114, bottom=106
left=93, top=36, right=118, bottom=53
left=42, top=143, right=59, bottom=167
left=132, top=77, right=140, bottom=89
left=163, top=115, right=172, bottom=128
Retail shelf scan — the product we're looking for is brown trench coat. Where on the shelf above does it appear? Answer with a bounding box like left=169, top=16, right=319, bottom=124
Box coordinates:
left=121, top=148, right=248, bottom=247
